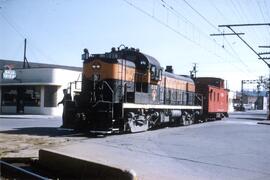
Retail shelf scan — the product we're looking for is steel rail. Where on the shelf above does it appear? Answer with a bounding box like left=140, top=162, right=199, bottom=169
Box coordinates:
left=0, top=160, right=49, bottom=180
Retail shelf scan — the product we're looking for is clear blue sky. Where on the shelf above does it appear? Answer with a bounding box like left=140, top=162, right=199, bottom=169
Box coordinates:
left=1, top=0, right=269, bottom=91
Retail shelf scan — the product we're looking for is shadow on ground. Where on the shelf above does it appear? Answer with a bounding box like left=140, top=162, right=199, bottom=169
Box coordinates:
left=0, top=127, right=102, bottom=138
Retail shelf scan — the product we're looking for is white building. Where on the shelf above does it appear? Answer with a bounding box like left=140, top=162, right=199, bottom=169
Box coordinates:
left=0, top=59, right=82, bottom=115
left=228, top=91, right=236, bottom=112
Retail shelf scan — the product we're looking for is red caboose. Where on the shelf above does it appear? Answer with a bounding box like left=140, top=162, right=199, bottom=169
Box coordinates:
left=195, top=77, right=229, bottom=120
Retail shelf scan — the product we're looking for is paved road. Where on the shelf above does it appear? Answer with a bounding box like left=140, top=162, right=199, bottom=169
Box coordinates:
left=0, top=115, right=61, bottom=131
left=52, top=111, right=270, bottom=180
left=0, top=111, right=269, bottom=179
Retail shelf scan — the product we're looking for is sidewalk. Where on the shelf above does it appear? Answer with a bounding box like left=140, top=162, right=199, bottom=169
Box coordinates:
left=257, top=120, right=270, bottom=125
left=0, top=114, right=59, bottom=119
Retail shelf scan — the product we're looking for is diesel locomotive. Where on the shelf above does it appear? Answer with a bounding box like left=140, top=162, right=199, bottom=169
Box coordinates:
left=62, top=47, right=228, bottom=133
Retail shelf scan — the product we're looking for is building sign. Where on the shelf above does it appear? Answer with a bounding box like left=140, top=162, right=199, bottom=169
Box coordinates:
left=2, top=65, right=16, bottom=80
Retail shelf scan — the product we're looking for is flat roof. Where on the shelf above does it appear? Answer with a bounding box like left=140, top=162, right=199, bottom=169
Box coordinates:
left=0, top=59, right=82, bottom=71
left=0, top=82, right=62, bottom=86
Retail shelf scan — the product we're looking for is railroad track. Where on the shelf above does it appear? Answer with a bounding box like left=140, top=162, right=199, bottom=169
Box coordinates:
left=0, top=149, right=136, bottom=180
left=0, top=158, right=50, bottom=180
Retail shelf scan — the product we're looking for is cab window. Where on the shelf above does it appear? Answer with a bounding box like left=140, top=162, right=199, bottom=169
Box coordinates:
left=151, top=65, right=161, bottom=81
left=151, top=65, right=156, bottom=80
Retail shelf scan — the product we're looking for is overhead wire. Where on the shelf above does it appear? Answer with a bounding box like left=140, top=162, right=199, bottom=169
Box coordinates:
left=175, top=0, right=268, bottom=77
left=181, top=0, right=218, bottom=31
left=236, top=0, right=265, bottom=44
left=229, top=0, right=246, bottom=23
left=256, top=0, right=270, bottom=36
left=190, top=0, right=264, bottom=75
left=0, top=11, right=56, bottom=64
left=0, top=13, right=25, bottom=38
left=177, top=0, right=253, bottom=73
left=208, top=0, right=230, bottom=23
left=123, top=0, right=253, bottom=76
left=228, top=0, right=268, bottom=49
left=122, top=0, right=217, bottom=57
left=167, top=0, right=250, bottom=69
left=263, top=0, right=270, bottom=46
left=263, top=0, right=270, bottom=21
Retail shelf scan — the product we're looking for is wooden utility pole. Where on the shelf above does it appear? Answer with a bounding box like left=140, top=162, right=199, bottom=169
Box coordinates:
left=215, top=23, right=270, bottom=119
left=258, top=45, right=270, bottom=116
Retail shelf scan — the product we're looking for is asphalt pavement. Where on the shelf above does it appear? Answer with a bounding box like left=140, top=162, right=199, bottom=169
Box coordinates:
left=1, top=111, right=270, bottom=179
left=0, top=115, right=61, bottom=131
left=49, top=110, right=270, bottom=180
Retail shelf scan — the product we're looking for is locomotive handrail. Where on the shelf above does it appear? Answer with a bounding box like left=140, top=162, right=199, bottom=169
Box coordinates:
left=103, top=81, right=114, bottom=119
left=121, top=82, right=128, bottom=102
left=92, top=100, right=115, bottom=107
left=195, top=93, right=203, bottom=107
left=102, top=81, right=114, bottom=100
left=67, top=80, right=82, bottom=96
left=91, top=81, right=115, bottom=119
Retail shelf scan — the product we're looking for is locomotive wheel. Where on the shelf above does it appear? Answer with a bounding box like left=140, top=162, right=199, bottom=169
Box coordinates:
left=215, top=113, right=222, bottom=120
left=181, top=115, right=188, bottom=126
left=128, top=118, right=149, bottom=133
left=181, top=113, right=193, bottom=126
left=126, top=112, right=149, bottom=133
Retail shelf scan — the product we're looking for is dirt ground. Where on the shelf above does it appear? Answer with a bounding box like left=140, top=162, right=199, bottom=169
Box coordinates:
left=0, top=133, right=79, bottom=157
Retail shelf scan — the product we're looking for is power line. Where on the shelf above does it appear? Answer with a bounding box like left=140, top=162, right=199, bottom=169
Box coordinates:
left=122, top=0, right=253, bottom=75
left=208, top=0, right=230, bottom=22
left=219, top=24, right=270, bottom=67
left=234, top=0, right=265, bottom=43
left=256, top=0, right=270, bottom=36
left=263, top=0, right=270, bottom=21
left=229, top=0, right=246, bottom=23
left=0, top=13, right=25, bottom=38
left=122, top=0, right=211, bottom=50
left=181, top=0, right=218, bottom=31
left=0, top=11, right=56, bottom=64
left=175, top=0, right=253, bottom=72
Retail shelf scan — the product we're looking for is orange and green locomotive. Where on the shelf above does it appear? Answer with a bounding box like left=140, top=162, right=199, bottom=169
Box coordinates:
left=63, top=47, right=204, bottom=133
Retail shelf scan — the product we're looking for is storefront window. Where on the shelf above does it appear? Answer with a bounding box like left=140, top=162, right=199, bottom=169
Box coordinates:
left=24, top=86, right=41, bottom=106
left=1, top=87, right=17, bottom=106
left=1, top=86, right=41, bottom=107
left=44, top=86, right=58, bottom=107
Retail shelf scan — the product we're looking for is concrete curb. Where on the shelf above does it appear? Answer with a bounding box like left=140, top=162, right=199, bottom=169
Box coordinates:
left=0, top=115, right=58, bottom=119
left=257, top=121, right=270, bottom=125
left=38, top=149, right=137, bottom=180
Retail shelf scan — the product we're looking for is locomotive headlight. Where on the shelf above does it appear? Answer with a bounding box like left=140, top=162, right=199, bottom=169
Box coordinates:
left=92, top=64, right=101, bottom=69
